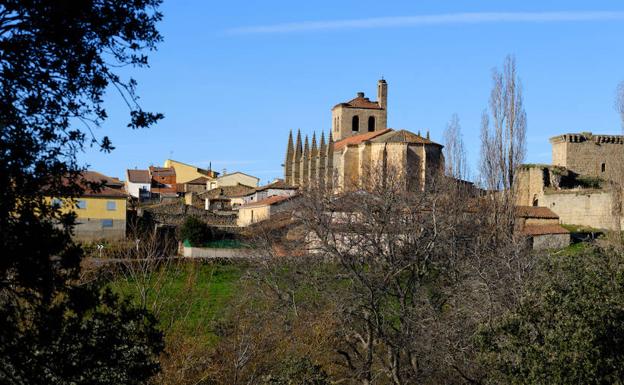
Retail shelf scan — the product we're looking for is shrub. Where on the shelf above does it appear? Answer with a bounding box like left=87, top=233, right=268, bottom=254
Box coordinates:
left=179, top=216, right=210, bottom=247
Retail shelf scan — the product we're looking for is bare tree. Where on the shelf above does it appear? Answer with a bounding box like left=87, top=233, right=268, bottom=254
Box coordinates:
left=479, top=55, right=527, bottom=192
left=443, top=113, right=468, bottom=180
left=294, top=164, right=510, bottom=385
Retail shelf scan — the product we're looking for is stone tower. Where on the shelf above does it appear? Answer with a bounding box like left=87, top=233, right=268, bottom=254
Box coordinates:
left=331, top=79, right=388, bottom=141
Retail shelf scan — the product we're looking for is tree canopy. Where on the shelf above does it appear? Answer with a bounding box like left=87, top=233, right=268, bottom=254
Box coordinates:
left=0, top=1, right=165, bottom=383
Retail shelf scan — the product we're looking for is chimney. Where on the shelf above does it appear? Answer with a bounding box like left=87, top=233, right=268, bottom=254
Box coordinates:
left=222, top=168, right=227, bottom=176
left=357, top=92, right=365, bottom=98
left=377, top=79, right=387, bottom=110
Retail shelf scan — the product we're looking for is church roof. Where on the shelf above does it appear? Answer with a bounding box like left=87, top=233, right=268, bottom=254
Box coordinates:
left=370, top=129, right=442, bottom=146
left=333, top=129, right=391, bottom=151
left=333, top=129, right=441, bottom=151
left=333, top=94, right=383, bottom=110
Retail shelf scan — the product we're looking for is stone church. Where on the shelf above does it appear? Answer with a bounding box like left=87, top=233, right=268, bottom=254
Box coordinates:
left=283, top=79, right=444, bottom=192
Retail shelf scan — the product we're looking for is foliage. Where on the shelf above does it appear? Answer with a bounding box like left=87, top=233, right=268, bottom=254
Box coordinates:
left=0, top=1, right=164, bottom=383
left=576, top=175, right=604, bottom=189
left=0, top=286, right=164, bottom=385
left=260, top=358, right=331, bottom=385
left=477, top=246, right=624, bottom=384
left=179, top=216, right=212, bottom=247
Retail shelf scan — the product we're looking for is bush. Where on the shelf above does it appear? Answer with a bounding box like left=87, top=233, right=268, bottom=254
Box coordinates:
left=179, top=216, right=210, bottom=247
left=477, top=246, right=624, bottom=384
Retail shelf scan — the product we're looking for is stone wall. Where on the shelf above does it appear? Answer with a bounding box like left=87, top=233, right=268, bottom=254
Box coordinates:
left=73, top=218, right=126, bottom=241
left=139, top=202, right=237, bottom=228
left=551, top=133, right=624, bottom=183
left=541, top=189, right=622, bottom=230
left=532, top=233, right=570, bottom=250
left=182, top=246, right=255, bottom=258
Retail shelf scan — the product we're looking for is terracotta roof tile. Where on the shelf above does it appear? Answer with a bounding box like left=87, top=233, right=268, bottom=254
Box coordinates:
left=334, top=96, right=383, bottom=110
left=240, top=194, right=293, bottom=209
left=149, top=166, right=176, bottom=177
left=185, top=176, right=210, bottom=185
left=333, top=129, right=392, bottom=151
left=522, top=224, right=570, bottom=236
left=198, top=184, right=256, bottom=199
left=516, top=206, right=559, bottom=219
left=371, top=129, right=441, bottom=146
left=74, top=171, right=127, bottom=198
left=127, top=169, right=150, bottom=183
left=256, top=179, right=298, bottom=192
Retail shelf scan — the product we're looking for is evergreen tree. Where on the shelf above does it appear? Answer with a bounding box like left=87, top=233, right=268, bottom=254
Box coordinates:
left=0, top=1, right=165, bottom=383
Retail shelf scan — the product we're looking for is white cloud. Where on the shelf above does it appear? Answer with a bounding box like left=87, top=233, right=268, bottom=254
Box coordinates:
left=226, top=11, right=624, bottom=35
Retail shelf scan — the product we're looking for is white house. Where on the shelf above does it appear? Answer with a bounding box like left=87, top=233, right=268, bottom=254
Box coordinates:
left=125, top=169, right=151, bottom=200
left=242, top=179, right=298, bottom=205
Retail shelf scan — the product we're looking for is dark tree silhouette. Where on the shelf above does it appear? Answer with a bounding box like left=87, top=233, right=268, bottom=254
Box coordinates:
left=0, top=1, right=165, bottom=383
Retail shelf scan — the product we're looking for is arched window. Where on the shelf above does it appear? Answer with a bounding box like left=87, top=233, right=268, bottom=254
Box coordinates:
left=368, top=116, right=375, bottom=132
left=352, top=115, right=359, bottom=132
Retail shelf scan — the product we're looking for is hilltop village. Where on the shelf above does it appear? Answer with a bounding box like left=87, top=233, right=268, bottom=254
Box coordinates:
left=69, top=79, right=624, bottom=251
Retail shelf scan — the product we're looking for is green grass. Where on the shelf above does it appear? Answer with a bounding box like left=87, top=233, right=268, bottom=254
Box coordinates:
left=110, top=261, right=246, bottom=345
left=554, top=241, right=591, bottom=257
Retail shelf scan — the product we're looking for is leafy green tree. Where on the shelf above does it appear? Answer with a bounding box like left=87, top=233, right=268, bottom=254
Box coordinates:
left=180, top=216, right=211, bottom=246
left=0, top=1, right=164, bottom=383
left=478, top=246, right=624, bottom=384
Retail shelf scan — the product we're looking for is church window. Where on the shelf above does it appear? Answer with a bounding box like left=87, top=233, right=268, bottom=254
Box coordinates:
left=368, top=116, right=375, bottom=132
left=601, top=163, right=606, bottom=172
left=352, top=115, right=359, bottom=132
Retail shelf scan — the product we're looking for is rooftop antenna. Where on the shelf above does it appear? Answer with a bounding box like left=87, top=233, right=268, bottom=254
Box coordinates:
left=168, top=150, right=173, bottom=160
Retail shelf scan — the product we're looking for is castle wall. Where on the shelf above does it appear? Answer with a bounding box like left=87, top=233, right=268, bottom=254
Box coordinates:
left=515, top=167, right=548, bottom=206
left=541, top=189, right=622, bottom=230
left=550, top=134, right=624, bottom=183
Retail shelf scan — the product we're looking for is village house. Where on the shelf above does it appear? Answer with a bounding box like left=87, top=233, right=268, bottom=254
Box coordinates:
left=125, top=169, right=151, bottom=201
left=237, top=195, right=296, bottom=227
left=51, top=171, right=128, bottom=241
left=164, top=159, right=218, bottom=184
left=193, top=184, right=257, bottom=211
left=149, top=166, right=178, bottom=200
left=515, top=206, right=570, bottom=250
left=207, top=170, right=259, bottom=190
left=241, top=179, right=298, bottom=204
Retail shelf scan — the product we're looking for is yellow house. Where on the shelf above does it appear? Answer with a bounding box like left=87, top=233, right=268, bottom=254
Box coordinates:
left=164, top=159, right=217, bottom=184
left=237, top=195, right=294, bottom=227
left=50, top=171, right=128, bottom=241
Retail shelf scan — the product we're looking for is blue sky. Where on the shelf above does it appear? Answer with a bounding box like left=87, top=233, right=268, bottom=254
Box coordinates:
left=82, top=0, right=624, bottom=184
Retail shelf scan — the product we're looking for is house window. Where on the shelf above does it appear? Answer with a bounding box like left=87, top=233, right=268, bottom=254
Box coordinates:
left=106, top=201, right=117, bottom=211
left=601, top=163, right=606, bottom=172
left=76, top=200, right=87, bottom=209
left=251, top=210, right=254, bottom=222
left=101, top=219, right=113, bottom=228
left=368, top=116, right=375, bottom=132
left=352, top=115, right=359, bottom=132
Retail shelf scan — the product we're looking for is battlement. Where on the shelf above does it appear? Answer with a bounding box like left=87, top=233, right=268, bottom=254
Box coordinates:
left=550, top=132, right=624, bottom=145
